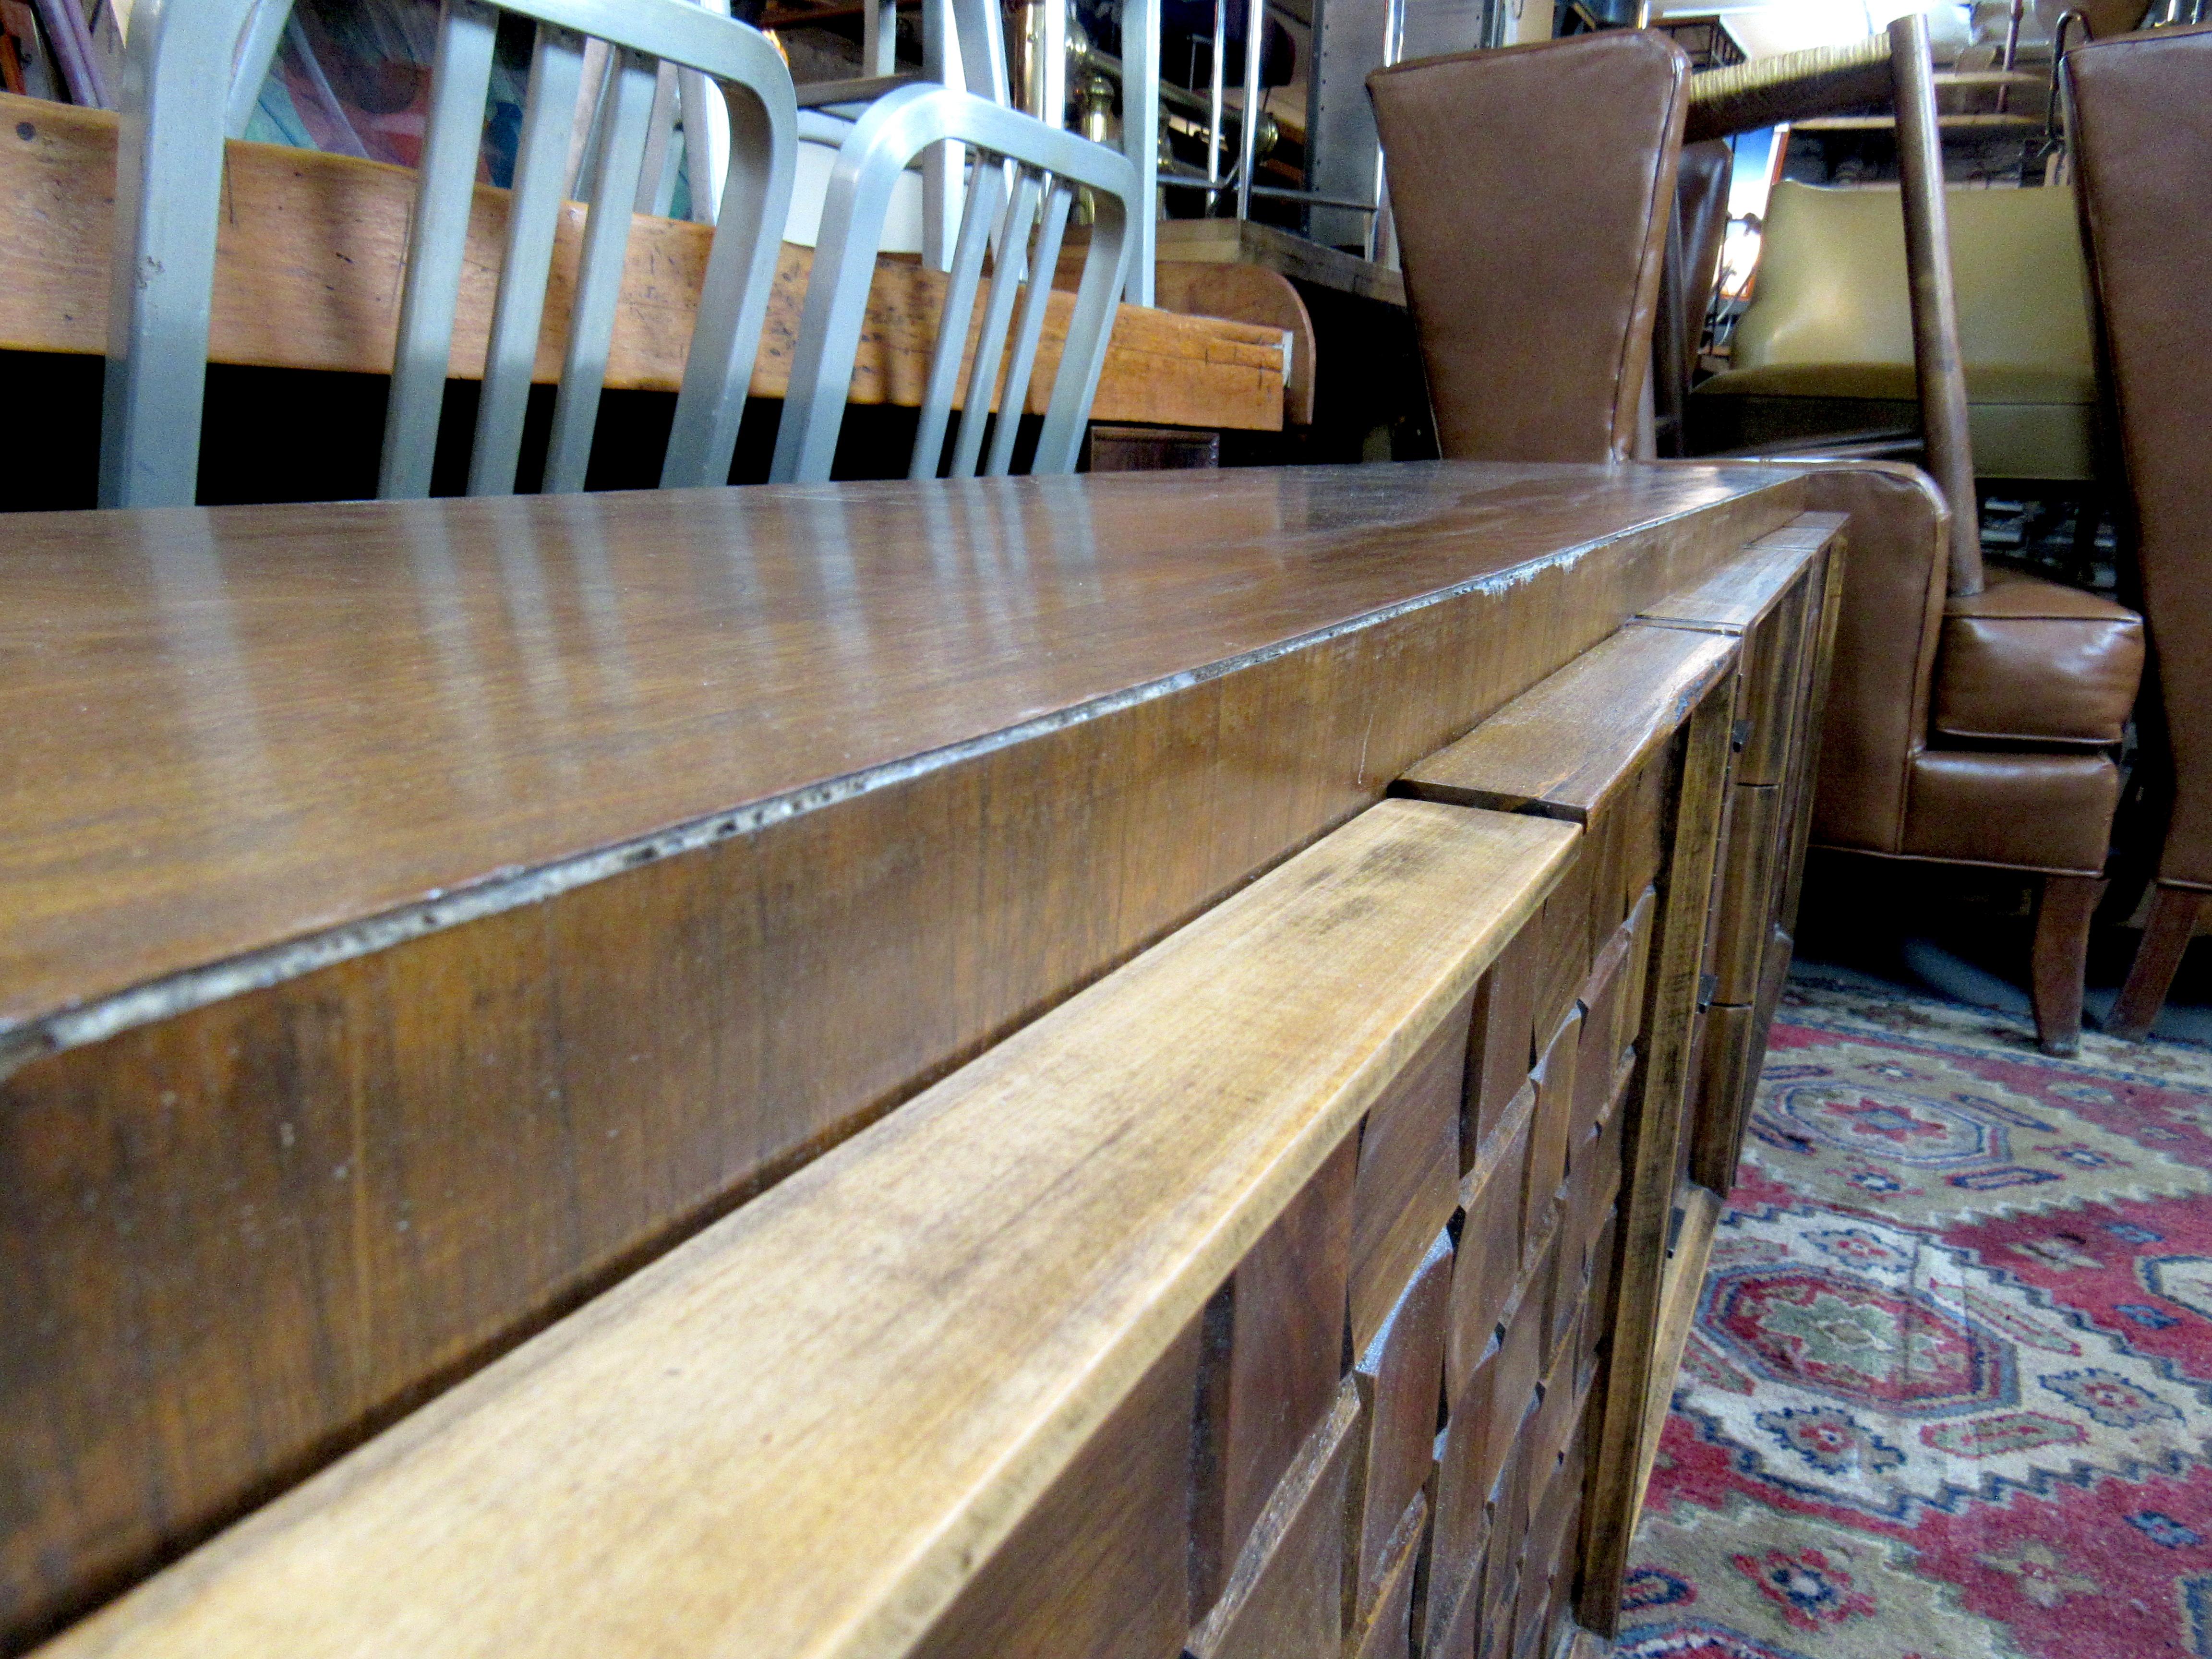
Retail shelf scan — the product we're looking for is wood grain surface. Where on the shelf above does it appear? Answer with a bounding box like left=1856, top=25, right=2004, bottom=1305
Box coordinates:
left=1149, top=262, right=1317, bottom=426
left=1397, top=626, right=1738, bottom=822
left=1633, top=512, right=1846, bottom=634
left=1345, top=1231, right=1451, bottom=1627
left=0, top=462, right=1805, bottom=1647
left=36, top=801, right=1573, bottom=1659
left=1344, top=1493, right=1425, bottom=1659
left=912, top=1318, right=1200, bottom=1659
left=1197, top=1136, right=1356, bottom=1611
left=1578, top=683, right=1738, bottom=1629
left=0, top=95, right=1286, bottom=431
left=1188, top=1383, right=1363, bottom=1659
left=0, top=465, right=1798, bottom=1041
left=1346, top=1000, right=1465, bottom=1356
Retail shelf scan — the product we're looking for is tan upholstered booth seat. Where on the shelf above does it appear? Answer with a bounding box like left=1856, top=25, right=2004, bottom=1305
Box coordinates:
left=1933, top=569, right=2144, bottom=745
left=1694, top=183, right=2100, bottom=480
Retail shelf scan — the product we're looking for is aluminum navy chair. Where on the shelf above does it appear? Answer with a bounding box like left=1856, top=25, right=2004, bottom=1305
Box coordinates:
left=769, top=84, right=1139, bottom=482
left=102, top=0, right=798, bottom=506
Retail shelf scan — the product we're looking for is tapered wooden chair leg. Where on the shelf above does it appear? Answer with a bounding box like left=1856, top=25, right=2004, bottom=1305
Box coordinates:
left=2110, top=883, right=2206, bottom=1040
left=2031, top=873, right=2105, bottom=1057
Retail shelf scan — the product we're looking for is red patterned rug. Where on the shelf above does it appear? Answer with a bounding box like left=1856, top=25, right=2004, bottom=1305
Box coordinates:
left=1622, top=977, right=2212, bottom=1659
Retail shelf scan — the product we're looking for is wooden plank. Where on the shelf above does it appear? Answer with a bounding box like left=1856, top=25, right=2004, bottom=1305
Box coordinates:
left=1709, top=784, right=1786, bottom=1004
left=1575, top=682, right=1737, bottom=1634
left=1344, top=1235, right=1450, bottom=1631
left=1348, top=997, right=1468, bottom=1356
left=1632, top=1186, right=1722, bottom=1527
left=1692, top=926, right=1793, bottom=1194
left=1780, top=543, right=1848, bottom=935
left=1571, top=928, right=1631, bottom=1146
left=36, top=801, right=1575, bottom=1659
left=1398, top=627, right=1738, bottom=823
left=1584, top=1205, right=1618, bottom=1385
left=1524, top=1010, right=1581, bottom=1256
left=1733, top=582, right=1813, bottom=787
left=912, top=1317, right=1201, bottom=1659
left=1190, top=1383, right=1364, bottom=1659
left=0, top=464, right=1810, bottom=1647
left=1154, top=216, right=1408, bottom=308
left=1632, top=513, right=1846, bottom=635
left=1464, top=928, right=1540, bottom=1169
left=0, top=467, right=1800, bottom=1043
left=1149, top=261, right=1318, bottom=426
left=1687, top=1001, right=1758, bottom=1196
left=1195, top=1136, right=1358, bottom=1611
left=1445, top=1084, right=1533, bottom=1408
left=1416, top=1509, right=1484, bottom=1659
left=1531, top=854, right=1596, bottom=1055
left=0, top=94, right=1285, bottom=431
left=1345, top=1493, right=1427, bottom=1659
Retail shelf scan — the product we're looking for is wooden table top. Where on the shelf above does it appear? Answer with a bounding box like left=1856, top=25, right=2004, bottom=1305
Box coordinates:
left=0, top=461, right=1792, bottom=1055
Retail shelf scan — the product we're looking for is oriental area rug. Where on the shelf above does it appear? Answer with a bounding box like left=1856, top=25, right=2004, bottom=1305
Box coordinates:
left=1621, top=976, right=2212, bottom=1659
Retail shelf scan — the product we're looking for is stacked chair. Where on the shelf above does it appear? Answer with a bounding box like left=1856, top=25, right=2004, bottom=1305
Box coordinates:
left=99, top=0, right=1134, bottom=508
left=1652, top=136, right=1733, bottom=457
left=2069, top=24, right=2212, bottom=1036
left=106, top=0, right=799, bottom=506
left=1689, top=182, right=2102, bottom=488
left=1371, top=27, right=2144, bottom=1055
left=769, top=87, right=1136, bottom=481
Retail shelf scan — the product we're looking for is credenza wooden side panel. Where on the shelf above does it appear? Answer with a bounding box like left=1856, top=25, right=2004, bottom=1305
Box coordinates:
left=1633, top=518, right=1845, bottom=1200
left=1394, top=537, right=1848, bottom=1652
left=36, top=800, right=1580, bottom=1659
left=0, top=485, right=1806, bottom=1651
left=25, top=514, right=1839, bottom=1659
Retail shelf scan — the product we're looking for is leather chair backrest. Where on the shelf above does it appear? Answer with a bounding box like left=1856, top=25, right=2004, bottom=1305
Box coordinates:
left=1369, top=32, right=1690, bottom=463
left=1730, top=180, right=2095, bottom=407
left=2068, top=23, right=2212, bottom=885
left=1674, top=138, right=1734, bottom=386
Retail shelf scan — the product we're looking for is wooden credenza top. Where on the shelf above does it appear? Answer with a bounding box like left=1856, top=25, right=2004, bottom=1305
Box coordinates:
left=1, top=462, right=1790, bottom=1050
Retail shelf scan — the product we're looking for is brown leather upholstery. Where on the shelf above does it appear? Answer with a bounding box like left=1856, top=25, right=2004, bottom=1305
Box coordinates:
left=1784, top=466, right=2134, bottom=876
left=1370, top=36, right=2140, bottom=1051
left=1370, top=33, right=1691, bottom=464
left=1367, top=38, right=2139, bottom=894
left=1673, top=139, right=1734, bottom=386
left=2070, top=24, right=2212, bottom=888
left=1798, top=464, right=1949, bottom=853
left=1900, top=752, right=2123, bottom=875
left=1933, top=570, right=2143, bottom=745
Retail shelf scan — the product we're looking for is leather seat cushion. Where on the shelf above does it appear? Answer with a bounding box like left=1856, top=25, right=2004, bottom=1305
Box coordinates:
left=1932, top=570, right=2142, bottom=744
left=1901, top=749, right=2121, bottom=874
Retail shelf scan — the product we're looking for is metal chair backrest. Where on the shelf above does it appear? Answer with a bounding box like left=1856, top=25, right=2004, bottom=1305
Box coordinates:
left=769, top=84, right=1137, bottom=483
left=103, top=0, right=797, bottom=508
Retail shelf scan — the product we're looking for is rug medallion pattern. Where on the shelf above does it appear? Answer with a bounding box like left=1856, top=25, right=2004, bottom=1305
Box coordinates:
left=1623, top=980, right=2212, bottom=1659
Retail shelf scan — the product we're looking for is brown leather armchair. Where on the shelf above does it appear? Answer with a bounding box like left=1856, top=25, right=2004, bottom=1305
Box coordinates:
left=1371, top=32, right=2144, bottom=1054
left=2069, top=24, right=2212, bottom=1037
